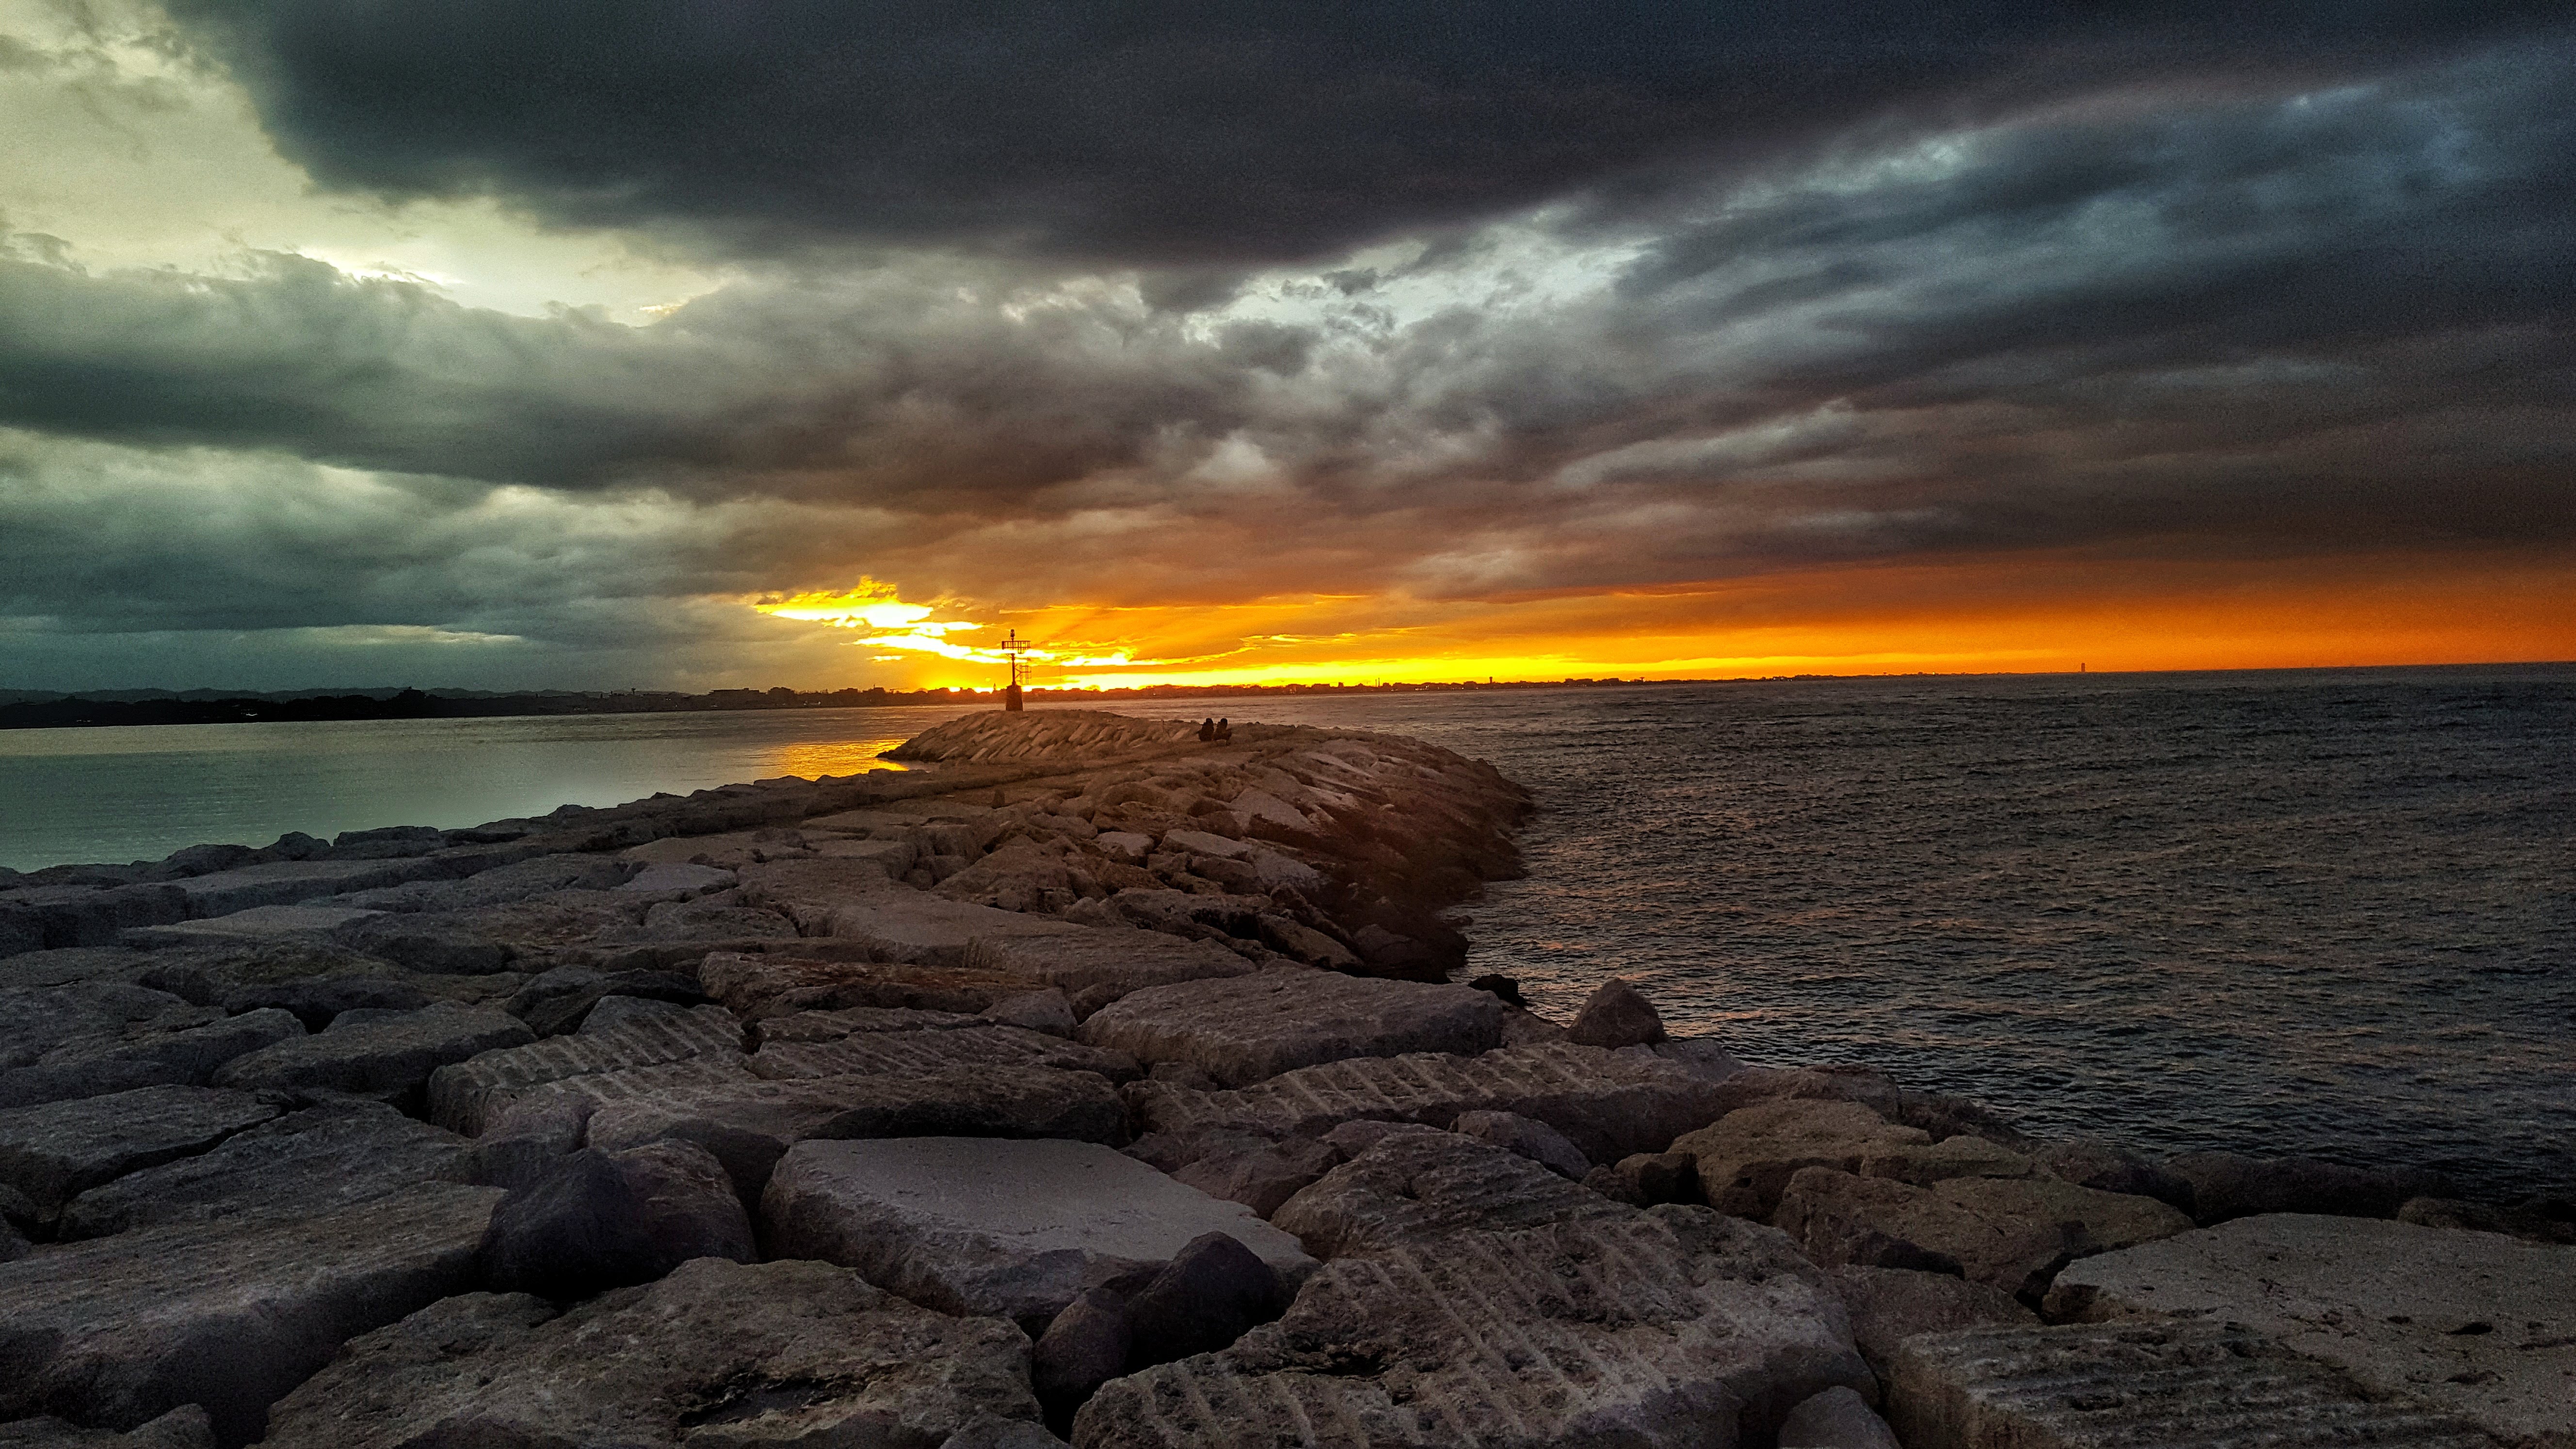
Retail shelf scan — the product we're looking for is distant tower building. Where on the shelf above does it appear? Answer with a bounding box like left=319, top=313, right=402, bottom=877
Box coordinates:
left=1003, top=628, right=1024, bottom=712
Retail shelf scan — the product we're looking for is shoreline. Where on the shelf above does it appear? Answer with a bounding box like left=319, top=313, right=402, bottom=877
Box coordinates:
left=0, top=708, right=2566, bottom=1448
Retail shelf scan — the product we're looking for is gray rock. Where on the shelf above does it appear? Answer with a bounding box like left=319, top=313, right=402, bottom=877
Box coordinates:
left=1449, top=1108, right=1593, bottom=1179
left=2045, top=1212, right=2576, bottom=1449
left=1647, top=1035, right=1747, bottom=1083
left=1074, top=1207, right=1873, bottom=1449
left=257, top=1258, right=1040, bottom=1449
left=1565, top=976, right=1668, bottom=1048
left=1777, top=1167, right=2192, bottom=1302
left=0, top=1085, right=280, bottom=1220
left=942, top=1416, right=1072, bottom=1449
left=1886, top=1320, right=2495, bottom=1449
left=1167, top=1135, right=1342, bottom=1217
left=0, top=982, right=205, bottom=1072
left=617, top=862, right=736, bottom=895
left=2034, top=1136, right=2194, bottom=1210
left=211, top=1003, right=533, bottom=1107
left=0, top=1406, right=214, bottom=1449
left=423, top=1003, right=743, bottom=1134
left=1033, top=1289, right=1131, bottom=1427
left=586, top=1066, right=1132, bottom=1199
left=762, top=1137, right=1316, bottom=1329
left=697, top=949, right=1048, bottom=1019
left=336, top=853, right=630, bottom=912
left=2164, top=1149, right=2452, bottom=1224
left=120, top=906, right=387, bottom=950
left=0, top=1182, right=503, bottom=1447
left=748, top=1022, right=1139, bottom=1085
left=1669, top=1098, right=1932, bottom=1220
left=1607, top=1149, right=1703, bottom=1205
left=821, top=887, right=1090, bottom=967
left=1777, top=1385, right=1900, bottom=1449
left=1079, top=969, right=1502, bottom=1088
left=479, top=1141, right=754, bottom=1298
left=459, top=1094, right=594, bottom=1193
left=1272, top=1125, right=1631, bottom=1259
left=166, top=859, right=418, bottom=917
left=214, top=975, right=430, bottom=1030
left=756, top=1004, right=990, bottom=1040
left=577, top=993, right=688, bottom=1032
left=982, top=987, right=1077, bottom=1037
left=1128, top=1042, right=1731, bottom=1167
left=57, top=1099, right=467, bottom=1239
left=964, top=924, right=1256, bottom=998
left=0, top=1008, right=305, bottom=1110
left=1828, top=1265, right=2036, bottom=1380
left=1122, top=1231, right=1287, bottom=1368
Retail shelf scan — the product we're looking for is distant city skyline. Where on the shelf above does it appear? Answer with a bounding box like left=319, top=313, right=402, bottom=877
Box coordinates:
left=3, top=2, right=2570, bottom=692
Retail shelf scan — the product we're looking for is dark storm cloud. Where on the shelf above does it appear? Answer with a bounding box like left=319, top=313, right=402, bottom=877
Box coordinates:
left=4, top=22, right=2571, bottom=640
left=165, top=0, right=2559, bottom=264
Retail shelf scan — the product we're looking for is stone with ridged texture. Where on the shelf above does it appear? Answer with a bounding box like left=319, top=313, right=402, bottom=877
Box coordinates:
left=1072, top=1206, right=1872, bottom=1449
left=1271, top=1125, right=1630, bottom=1259
left=422, top=1004, right=744, bottom=1134
left=747, top=1024, right=1140, bottom=1085
left=1126, top=1042, right=1729, bottom=1168
left=209, top=1003, right=532, bottom=1105
left=256, top=1257, right=1040, bottom=1449
left=57, top=1099, right=466, bottom=1239
left=0, top=1084, right=280, bottom=1221
left=1077, top=970, right=1503, bottom=1089
left=1885, top=1320, right=2496, bottom=1449
left=0, top=1182, right=504, bottom=1448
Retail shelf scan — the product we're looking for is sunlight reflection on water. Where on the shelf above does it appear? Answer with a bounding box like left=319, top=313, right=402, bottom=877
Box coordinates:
left=761, top=736, right=913, bottom=778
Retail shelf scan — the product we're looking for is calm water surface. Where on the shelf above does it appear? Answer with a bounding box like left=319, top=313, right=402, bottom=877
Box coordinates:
left=2, top=669, right=2569, bottom=1197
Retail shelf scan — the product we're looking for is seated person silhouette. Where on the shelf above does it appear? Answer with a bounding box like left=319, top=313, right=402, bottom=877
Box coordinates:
left=1197, top=717, right=1215, bottom=741
left=1214, top=717, right=1233, bottom=743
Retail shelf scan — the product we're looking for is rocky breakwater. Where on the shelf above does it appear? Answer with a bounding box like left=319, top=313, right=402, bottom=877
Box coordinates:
left=0, top=707, right=2567, bottom=1449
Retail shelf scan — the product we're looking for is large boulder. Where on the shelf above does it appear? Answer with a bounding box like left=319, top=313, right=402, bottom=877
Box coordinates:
left=1448, top=1108, right=1592, bottom=1179
left=1128, top=1042, right=1730, bottom=1168
left=2163, top=1149, right=2452, bottom=1224
left=256, top=1258, right=1041, bottom=1449
left=1775, top=1167, right=2191, bottom=1302
left=210, top=1003, right=533, bottom=1108
left=584, top=1067, right=1132, bottom=1199
left=1076, top=970, right=1504, bottom=1088
left=1074, top=1207, right=1873, bottom=1449
left=1886, top=1320, right=2495, bottom=1449
left=1564, top=977, right=1668, bottom=1048
left=2045, top=1213, right=2576, bottom=1449
left=763, top=1137, right=1315, bottom=1329
left=0, top=1407, right=214, bottom=1449
left=1121, top=1231, right=1290, bottom=1369
left=698, top=950, right=1046, bottom=1019
left=747, top=1023, right=1140, bottom=1086
left=1777, top=1386, right=1900, bottom=1449
left=0, top=1009, right=305, bottom=1110
left=1670, top=1099, right=1932, bottom=1221
left=423, top=1005, right=745, bottom=1134
left=0, top=1183, right=503, bottom=1447
left=1271, top=1125, right=1630, bottom=1259
left=0, top=1085, right=280, bottom=1222
left=58, top=1100, right=467, bottom=1239
left=1827, top=1266, right=2035, bottom=1381
left=478, top=1142, right=755, bottom=1297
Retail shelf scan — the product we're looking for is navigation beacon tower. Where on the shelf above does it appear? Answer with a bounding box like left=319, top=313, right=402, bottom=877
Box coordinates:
left=1002, top=628, right=1024, bottom=712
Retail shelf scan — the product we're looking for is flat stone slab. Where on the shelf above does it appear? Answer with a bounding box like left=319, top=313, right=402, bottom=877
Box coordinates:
left=1886, top=1320, right=2496, bottom=1449
left=0, top=983, right=208, bottom=1072
left=0, top=1085, right=281, bottom=1218
left=257, top=1259, right=1040, bottom=1449
left=2045, top=1213, right=2576, bottom=1448
left=822, top=888, right=1091, bottom=966
left=121, top=907, right=386, bottom=947
left=58, top=1100, right=467, bottom=1240
left=963, top=926, right=1254, bottom=997
left=1077, top=969, right=1504, bottom=1087
left=616, top=862, right=737, bottom=894
left=585, top=1068, right=1132, bottom=1197
left=747, top=1024, right=1139, bottom=1085
left=211, top=1004, right=534, bottom=1103
left=699, top=950, right=1047, bottom=1019
left=0, top=1182, right=503, bottom=1446
left=764, top=1137, right=1316, bottom=1326
left=168, top=861, right=418, bottom=917
left=423, top=1005, right=745, bottom=1134
left=1128, top=1042, right=1732, bottom=1167
left=1271, top=1125, right=1631, bottom=1259
left=0, top=1009, right=305, bottom=1110
left=1074, top=1207, right=1873, bottom=1449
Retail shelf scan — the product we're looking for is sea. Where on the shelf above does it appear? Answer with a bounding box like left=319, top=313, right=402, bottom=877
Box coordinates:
left=2, top=666, right=2570, bottom=1200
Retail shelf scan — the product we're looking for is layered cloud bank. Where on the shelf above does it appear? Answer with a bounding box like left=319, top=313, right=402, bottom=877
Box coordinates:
left=2, top=1, right=2569, bottom=689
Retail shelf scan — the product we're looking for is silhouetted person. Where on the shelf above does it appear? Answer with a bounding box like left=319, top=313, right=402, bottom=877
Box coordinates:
left=1198, top=718, right=1215, bottom=741
left=1214, top=717, right=1232, bottom=742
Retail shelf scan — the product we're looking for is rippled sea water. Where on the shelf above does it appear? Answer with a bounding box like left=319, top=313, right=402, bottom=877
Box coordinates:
left=3, top=668, right=2569, bottom=1197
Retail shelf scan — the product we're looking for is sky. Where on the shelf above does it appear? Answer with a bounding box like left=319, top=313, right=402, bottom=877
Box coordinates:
left=2, top=1, right=2570, bottom=692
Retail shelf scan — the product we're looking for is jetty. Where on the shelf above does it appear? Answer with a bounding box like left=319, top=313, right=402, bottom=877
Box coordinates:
left=0, top=710, right=2566, bottom=1448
